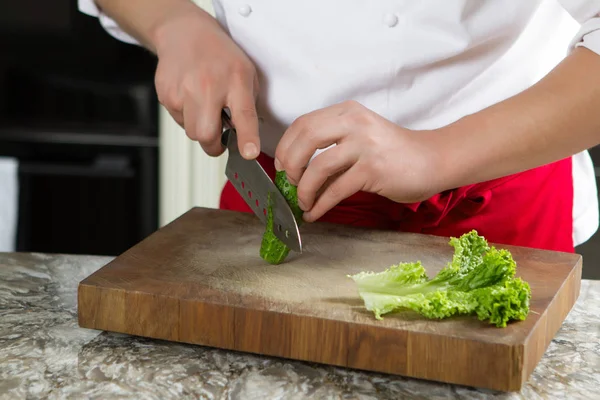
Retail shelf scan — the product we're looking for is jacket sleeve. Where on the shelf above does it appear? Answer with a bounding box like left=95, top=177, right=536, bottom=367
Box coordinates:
left=560, top=0, right=600, bottom=55
left=77, top=0, right=141, bottom=46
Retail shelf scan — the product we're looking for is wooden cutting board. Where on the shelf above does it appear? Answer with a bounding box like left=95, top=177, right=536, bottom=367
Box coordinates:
left=78, top=207, right=582, bottom=392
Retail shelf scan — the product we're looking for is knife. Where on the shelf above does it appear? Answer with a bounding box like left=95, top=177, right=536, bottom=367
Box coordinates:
left=220, top=109, right=302, bottom=253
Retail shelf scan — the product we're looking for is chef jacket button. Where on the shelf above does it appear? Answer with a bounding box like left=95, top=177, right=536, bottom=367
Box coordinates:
left=238, top=4, right=252, bottom=17
left=383, top=13, right=398, bottom=27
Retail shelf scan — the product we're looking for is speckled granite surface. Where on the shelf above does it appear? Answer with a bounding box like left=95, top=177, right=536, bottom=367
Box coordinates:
left=0, top=252, right=598, bottom=400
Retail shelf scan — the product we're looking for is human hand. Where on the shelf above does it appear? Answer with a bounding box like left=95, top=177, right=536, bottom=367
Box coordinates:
left=274, top=101, right=445, bottom=222
left=153, top=3, right=260, bottom=159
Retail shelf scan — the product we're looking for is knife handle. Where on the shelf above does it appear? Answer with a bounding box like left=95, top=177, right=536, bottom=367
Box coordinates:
left=221, top=108, right=234, bottom=147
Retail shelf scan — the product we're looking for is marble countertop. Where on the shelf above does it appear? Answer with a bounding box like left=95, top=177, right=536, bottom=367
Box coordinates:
left=1, top=252, right=598, bottom=400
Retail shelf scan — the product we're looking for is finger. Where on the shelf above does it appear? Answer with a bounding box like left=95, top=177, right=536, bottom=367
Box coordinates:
left=296, top=143, right=358, bottom=211
left=157, top=86, right=184, bottom=127
left=275, top=102, right=348, bottom=171
left=182, top=101, right=198, bottom=143
left=167, top=109, right=184, bottom=127
left=196, top=98, right=226, bottom=157
left=283, top=114, right=354, bottom=185
left=228, top=86, right=260, bottom=160
left=303, top=164, right=366, bottom=222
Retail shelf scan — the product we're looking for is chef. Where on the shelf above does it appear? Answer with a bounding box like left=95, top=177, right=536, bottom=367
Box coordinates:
left=79, top=0, right=600, bottom=253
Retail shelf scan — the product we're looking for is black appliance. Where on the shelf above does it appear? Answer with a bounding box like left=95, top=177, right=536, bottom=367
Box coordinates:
left=0, top=1, right=160, bottom=256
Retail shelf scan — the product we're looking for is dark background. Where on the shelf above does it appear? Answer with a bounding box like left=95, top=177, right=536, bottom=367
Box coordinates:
left=0, top=0, right=160, bottom=257
left=574, top=146, right=600, bottom=279
left=0, top=1, right=598, bottom=279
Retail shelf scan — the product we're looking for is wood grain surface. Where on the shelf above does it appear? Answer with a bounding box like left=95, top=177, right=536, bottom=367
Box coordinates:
left=78, top=207, right=582, bottom=392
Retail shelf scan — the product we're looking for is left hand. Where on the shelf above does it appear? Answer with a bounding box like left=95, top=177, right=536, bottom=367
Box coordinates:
left=274, top=100, right=445, bottom=222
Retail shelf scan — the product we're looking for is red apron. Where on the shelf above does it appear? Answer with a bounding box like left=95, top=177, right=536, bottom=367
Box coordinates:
left=220, top=153, right=575, bottom=253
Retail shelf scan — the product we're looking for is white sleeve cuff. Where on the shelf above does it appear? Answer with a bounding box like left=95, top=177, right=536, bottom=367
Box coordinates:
left=78, top=0, right=101, bottom=16
left=77, top=0, right=141, bottom=46
left=571, top=17, right=600, bottom=55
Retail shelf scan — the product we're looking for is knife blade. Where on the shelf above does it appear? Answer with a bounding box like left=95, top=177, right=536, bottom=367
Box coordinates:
left=220, top=109, right=302, bottom=253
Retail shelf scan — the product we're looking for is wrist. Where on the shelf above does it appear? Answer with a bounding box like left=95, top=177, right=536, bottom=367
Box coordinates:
left=420, top=123, right=472, bottom=193
left=150, top=0, right=218, bottom=55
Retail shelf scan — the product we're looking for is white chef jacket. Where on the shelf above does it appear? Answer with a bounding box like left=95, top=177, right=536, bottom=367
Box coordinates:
left=79, top=0, right=600, bottom=247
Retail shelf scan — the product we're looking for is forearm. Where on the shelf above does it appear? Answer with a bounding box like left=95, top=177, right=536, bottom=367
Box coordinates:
left=437, top=46, right=600, bottom=190
left=94, top=0, right=213, bottom=53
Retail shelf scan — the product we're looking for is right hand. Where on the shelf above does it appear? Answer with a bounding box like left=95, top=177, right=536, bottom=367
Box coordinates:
left=152, top=3, right=260, bottom=159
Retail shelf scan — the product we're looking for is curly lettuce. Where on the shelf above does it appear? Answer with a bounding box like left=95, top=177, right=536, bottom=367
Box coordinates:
left=348, top=230, right=531, bottom=328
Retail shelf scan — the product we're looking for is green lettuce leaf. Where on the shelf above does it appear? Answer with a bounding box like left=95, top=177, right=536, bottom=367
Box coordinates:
left=348, top=230, right=531, bottom=328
